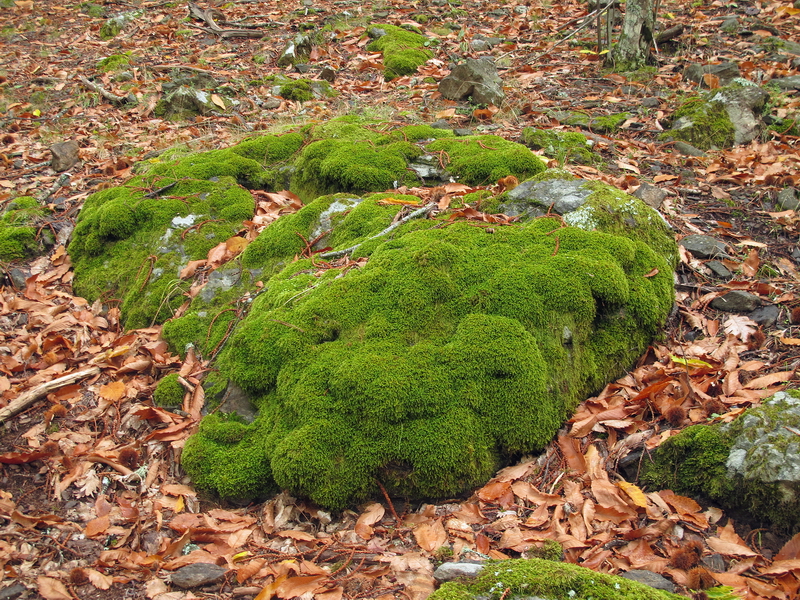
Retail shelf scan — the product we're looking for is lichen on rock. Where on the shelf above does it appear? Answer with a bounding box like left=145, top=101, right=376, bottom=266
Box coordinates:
left=641, top=389, right=800, bottom=532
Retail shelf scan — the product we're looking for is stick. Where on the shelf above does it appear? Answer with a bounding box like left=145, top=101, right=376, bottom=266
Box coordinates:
left=0, top=366, right=101, bottom=425
left=320, top=203, right=437, bottom=260
left=77, top=76, right=137, bottom=105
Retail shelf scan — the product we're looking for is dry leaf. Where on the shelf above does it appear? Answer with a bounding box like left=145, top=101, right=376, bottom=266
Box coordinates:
left=98, top=380, right=126, bottom=401
left=37, top=577, right=71, bottom=600
left=723, top=315, right=757, bottom=342
left=617, top=480, right=648, bottom=508
left=354, top=502, right=385, bottom=540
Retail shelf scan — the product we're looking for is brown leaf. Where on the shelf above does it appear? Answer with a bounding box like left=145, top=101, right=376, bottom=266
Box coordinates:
left=37, top=577, right=71, bottom=600
left=776, top=532, right=800, bottom=560
left=706, top=536, right=759, bottom=557
left=85, top=515, right=110, bottom=537
left=86, top=568, right=113, bottom=590
left=412, top=520, right=448, bottom=553
left=98, top=380, right=126, bottom=401
left=354, top=502, right=385, bottom=540
left=276, top=575, right=325, bottom=599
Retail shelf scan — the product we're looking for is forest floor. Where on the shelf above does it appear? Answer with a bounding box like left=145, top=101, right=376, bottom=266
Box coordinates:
left=1, top=0, right=800, bottom=599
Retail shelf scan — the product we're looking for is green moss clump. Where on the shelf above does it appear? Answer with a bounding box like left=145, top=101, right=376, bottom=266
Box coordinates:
left=184, top=213, right=675, bottom=509
left=97, top=53, right=132, bottom=72
left=279, top=79, right=313, bottom=102
left=425, top=136, right=547, bottom=185
left=0, top=196, right=47, bottom=261
left=366, top=24, right=433, bottom=80
left=153, top=373, right=185, bottom=407
left=520, top=128, right=600, bottom=166
left=429, top=558, right=684, bottom=600
left=662, top=97, right=736, bottom=150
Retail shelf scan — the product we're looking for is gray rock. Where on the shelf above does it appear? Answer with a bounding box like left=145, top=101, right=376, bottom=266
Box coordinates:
left=50, top=140, right=80, bottom=172
left=171, top=563, right=228, bottom=589
left=709, top=86, right=770, bottom=145
left=500, top=179, right=593, bottom=218
left=619, top=570, right=675, bottom=593
left=673, top=141, right=706, bottom=157
left=216, top=381, right=258, bottom=423
left=433, top=562, right=485, bottom=582
left=721, top=17, right=739, bottom=34
left=263, top=97, right=282, bottom=110
left=319, top=67, right=336, bottom=83
left=277, top=33, right=316, bottom=67
left=439, top=58, right=505, bottom=106
left=749, top=304, right=780, bottom=327
left=710, top=290, right=761, bottom=313
left=769, top=75, right=800, bottom=92
left=702, top=553, right=726, bottom=572
left=453, top=128, right=472, bottom=136
left=157, top=87, right=224, bottom=119
left=0, top=583, right=28, bottom=600
left=430, top=119, right=453, bottom=130
left=409, top=155, right=447, bottom=182
left=706, top=260, right=732, bottom=279
left=680, top=234, right=728, bottom=259
left=777, top=187, right=799, bottom=211
left=761, top=36, right=800, bottom=56
left=793, top=247, right=800, bottom=264
left=633, top=182, right=667, bottom=209
left=683, top=62, right=741, bottom=87
left=641, top=97, right=661, bottom=108
left=295, top=64, right=311, bottom=73
left=9, top=268, right=29, bottom=289
left=470, top=39, right=490, bottom=52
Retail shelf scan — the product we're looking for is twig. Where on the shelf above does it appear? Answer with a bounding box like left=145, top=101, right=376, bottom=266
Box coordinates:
left=0, top=366, right=101, bottom=425
left=320, top=203, right=437, bottom=260
left=38, top=173, right=71, bottom=203
left=77, top=76, right=137, bottom=105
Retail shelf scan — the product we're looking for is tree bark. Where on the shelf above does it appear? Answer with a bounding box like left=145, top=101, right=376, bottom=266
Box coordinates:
left=608, top=0, right=655, bottom=70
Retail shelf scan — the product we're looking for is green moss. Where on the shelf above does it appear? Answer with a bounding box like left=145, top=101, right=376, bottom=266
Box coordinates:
left=153, top=373, right=185, bottom=407
left=279, top=79, right=313, bottom=102
left=661, top=97, right=735, bottom=150
left=425, top=136, right=547, bottom=185
left=185, top=212, right=675, bottom=508
left=520, top=128, right=600, bottom=166
left=366, top=24, right=433, bottom=80
left=0, top=196, right=48, bottom=261
left=430, top=558, right=684, bottom=600
left=97, top=53, right=132, bottom=72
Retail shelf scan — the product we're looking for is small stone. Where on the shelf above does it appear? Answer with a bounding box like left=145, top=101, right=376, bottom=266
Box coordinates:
left=777, top=187, right=799, bottom=211
left=319, top=67, right=336, bottom=83
left=453, top=128, right=472, bottom=136
left=681, top=234, right=729, bottom=259
left=430, top=119, right=453, bottom=130
left=770, top=75, right=800, bottom=91
left=792, top=247, right=800, bottom=264
left=294, top=63, right=311, bottom=74
left=701, top=553, right=726, bottom=572
left=710, top=290, right=761, bottom=313
left=470, top=39, right=490, bottom=51
left=171, top=563, right=228, bottom=589
left=633, top=182, right=667, bottom=209
left=0, top=583, right=28, bottom=600
left=721, top=17, right=739, bottom=34
left=439, top=58, right=505, bottom=106
left=683, top=61, right=741, bottom=87
left=749, top=304, right=780, bottom=327
left=9, top=268, right=28, bottom=289
left=620, top=570, right=675, bottom=593
left=50, top=140, right=80, bottom=172
left=263, top=97, right=282, bottom=110
left=433, top=562, right=485, bottom=582
left=706, top=260, right=732, bottom=279
left=641, top=96, right=661, bottom=108
left=673, top=141, right=707, bottom=157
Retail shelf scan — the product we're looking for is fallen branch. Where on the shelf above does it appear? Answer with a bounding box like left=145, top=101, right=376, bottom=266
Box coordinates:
left=188, top=2, right=265, bottom=39
left=320, top=203, right=437, bottom=260
left=77, top=76, right=137, bottom=106
left=0, top=366, right=101, bottom=425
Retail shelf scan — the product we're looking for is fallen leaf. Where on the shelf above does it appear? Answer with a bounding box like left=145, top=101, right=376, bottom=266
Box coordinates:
left=354, top=502, right=385, bottom=540
left=37, top=577, right=71, bottom=600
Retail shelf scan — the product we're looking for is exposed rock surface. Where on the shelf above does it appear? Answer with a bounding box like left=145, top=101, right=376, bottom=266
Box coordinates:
left=439, top=58, right=505, bottom=106
left=49, top=141, right=80, bottom=172
left=683, top=61, right=741, bottom=87
left=680, top=234, right=728, bottom=259
left=171, top=563, right=228, bottom=588
left=709, top=290, right=761, bottom=313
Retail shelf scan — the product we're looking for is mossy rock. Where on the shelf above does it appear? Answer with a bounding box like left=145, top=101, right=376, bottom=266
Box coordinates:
left=551, top=111, right=632, bottom=134
left=366, top=24, right=433, bottom=80
left=660, top=96, right=736, bottom=150
left=429, top=558, right=684, bottom=600
left=519, top=128, right=601, bottom=166
left=153, top=373, right=185, bottom=407
left=97, top=53, right=132, bottom=72
left=183, top=195, right=675, bottom=508
left=0, top=196, right=49, bottom=261
left=641, top=389, right=800, bottom=533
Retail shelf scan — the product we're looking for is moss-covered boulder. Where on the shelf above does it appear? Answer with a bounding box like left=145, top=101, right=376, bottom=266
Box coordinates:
left=0, top=196, right=49, bottom=261
left=181, top=188, right=675, bottom=508
left=641, top=389, right=800, bottom=533
left=429, top=558, right=684, bottom=600
left=153, top=373, right=185, bottom=407
left=69, top=117, right=550, bottom=345
left=366, top=24, right=433, bottom=80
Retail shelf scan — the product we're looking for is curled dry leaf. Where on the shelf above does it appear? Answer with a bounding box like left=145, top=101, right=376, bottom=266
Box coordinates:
left=354, top=502, right=385, bottom=540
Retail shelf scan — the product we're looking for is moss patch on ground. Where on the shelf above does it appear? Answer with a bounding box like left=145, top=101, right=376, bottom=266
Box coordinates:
left=153, top=373, right=185, bottom=407
left=662, top=96, right=736, bottom=150
left=519, top=128, right=601, bottom=166
left=0, top=196, right=48, bottom=261
left=428, top=558, right=684, bottom=600
left=183, top=207, right=675, bottom=508
left=366, top=24, right=433, bottom=80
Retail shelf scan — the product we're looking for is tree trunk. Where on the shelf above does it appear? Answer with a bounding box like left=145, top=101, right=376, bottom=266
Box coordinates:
left=607, top=0, right=655, bottom=70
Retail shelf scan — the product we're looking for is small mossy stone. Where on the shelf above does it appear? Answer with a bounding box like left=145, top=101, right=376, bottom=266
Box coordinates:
left=366, top=24, right=433, bottom=79
left=429, top=558, right=685, bottom=600
left=153, top=373, right=185, bottom=407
